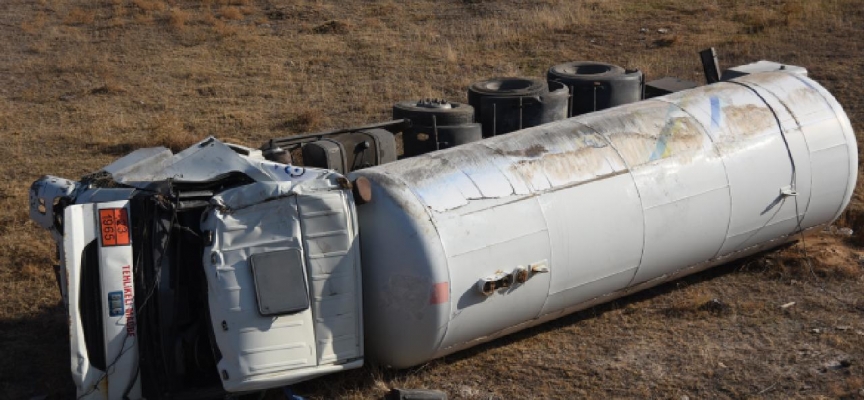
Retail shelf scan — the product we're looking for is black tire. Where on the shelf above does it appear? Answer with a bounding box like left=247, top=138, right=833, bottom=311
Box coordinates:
left=392, top=100, right=475, bottom=127
left=547, top=61, right=643, bottom=116
left=403, top=123, right=482, bottom=157
left=547, top=61, right=627, bottom=81
left=468, top=77, right=548, bottom=97
left=467, top=77, right=568, bottom=137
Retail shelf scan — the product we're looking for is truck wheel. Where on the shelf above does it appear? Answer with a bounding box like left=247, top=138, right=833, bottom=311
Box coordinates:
left=467, top=77, right=567, bottom=137
left=393, top=99, right=475, bottom=127
left=547, top=61, right=643, bottom=116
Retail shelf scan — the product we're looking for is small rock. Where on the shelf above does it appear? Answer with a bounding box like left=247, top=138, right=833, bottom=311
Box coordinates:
left=700, top=298, right=730, bottom=314
left=780, top=301, right=796, bottom=309
left=836, top=325, right=851, bottom=331
left=811, top=328, right=821, bottom=334
left=856, top=330, right=864, bottom=336
left=859, top=388, right=864, bottom=396
left=590, top=39, right=596, bottom=43
left=825, top=226, right=853, bottom=236
left=825, top=359, right=852, bottom=370
left=458, top=385, right=479, bottom=397
left=681, top=396, right=690, bottom=400
left=658, top=28, right=669, bottom=34
left=718, top=362, right=727, bottom=368
left=640, top=27, right=648, bottom=33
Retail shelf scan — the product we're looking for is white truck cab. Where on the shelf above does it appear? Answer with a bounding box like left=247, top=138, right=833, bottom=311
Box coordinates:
left=29, top=138, right=363, bottom=399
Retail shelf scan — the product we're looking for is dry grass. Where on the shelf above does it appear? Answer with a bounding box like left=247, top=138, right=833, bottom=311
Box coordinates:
left=218, top=6, right=243, bottom=20
left=1, top=0, right=863, bottom=399
left=63, top=7, right=95, bottom=26
left=168, top=7, right=190, bottom=31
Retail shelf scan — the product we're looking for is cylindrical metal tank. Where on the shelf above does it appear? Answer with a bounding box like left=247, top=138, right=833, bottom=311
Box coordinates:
left=350, top=72, right=857, bottom=369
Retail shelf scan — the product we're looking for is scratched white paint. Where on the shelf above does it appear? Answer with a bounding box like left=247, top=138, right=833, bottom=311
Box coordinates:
left=351, top=72, right=857, bottom=369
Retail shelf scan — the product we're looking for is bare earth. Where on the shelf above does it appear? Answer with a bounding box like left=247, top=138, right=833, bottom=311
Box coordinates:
left=0, top=1, right=862, bottom=399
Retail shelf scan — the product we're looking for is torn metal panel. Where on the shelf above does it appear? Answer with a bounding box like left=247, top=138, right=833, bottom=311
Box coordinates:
left=202, top=177, right=363, bottom=392
left=104, top=137, right=331, bottom=187
left=29, top=175, right=77, bottom=240
left=210, top=178, right=344, bottom=213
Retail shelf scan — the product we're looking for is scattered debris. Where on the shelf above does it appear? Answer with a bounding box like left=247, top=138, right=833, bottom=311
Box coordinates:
left=820, top=359, right=852, bottom=372
left=384, top=388, right=448, bottom=400
left=458, top=386, right=480, bottom=398
left=780, top=301, right=796, bottom=309
left=699, top=298, right=730, bottom=315
left=757, top=382, right=778, bottom=394
left=90, top=84, right=125, bottom=95
left=310, top=20, right=350, bottom=35
left=824, top=225, right=854, bottom=236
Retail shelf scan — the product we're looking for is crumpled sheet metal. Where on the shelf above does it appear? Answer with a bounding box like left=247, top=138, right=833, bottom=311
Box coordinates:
left=210, top=178, right=345, bottom=213
left=102, top=137, right=330, bottom=187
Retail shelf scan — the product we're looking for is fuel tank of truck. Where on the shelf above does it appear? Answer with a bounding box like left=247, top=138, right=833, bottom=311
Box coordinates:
left=350, top=72, right=857, bottom=368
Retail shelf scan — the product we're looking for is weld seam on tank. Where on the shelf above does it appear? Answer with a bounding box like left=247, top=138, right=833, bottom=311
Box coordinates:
left=650, top=97, right=736, bottom=261
left=736, top=80, right=816, bottom=221
left=395, top=170, right=452, bottom=363
left=425, top=152, right=486, bottom=198
left=646, top=84, right=805, bottom=262
left=376, top=168, right=455, bottom=357
left=727, top=81, right=799, bottom=186
left=562, top=117, right=650, bottom=288
left=726, top=80, right=810, bottom=248
left=792, top=73, right=857, bottom=220
left=732, top=75, right=852, bottom=233
left=787, top=74, right=858, bottom=221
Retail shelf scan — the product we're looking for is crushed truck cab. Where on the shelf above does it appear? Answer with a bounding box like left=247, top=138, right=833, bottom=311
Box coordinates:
left=29, top=138, right=363, bottom=399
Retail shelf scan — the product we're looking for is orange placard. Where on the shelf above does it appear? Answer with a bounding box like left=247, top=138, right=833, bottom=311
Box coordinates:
left=99, top=208, right=130, bottom=247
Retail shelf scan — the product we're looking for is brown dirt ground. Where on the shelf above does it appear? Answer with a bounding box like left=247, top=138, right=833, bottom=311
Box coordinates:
left=1, top=0, right=863, bottom=399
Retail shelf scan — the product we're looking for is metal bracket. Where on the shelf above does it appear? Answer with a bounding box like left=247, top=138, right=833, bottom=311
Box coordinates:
left=780, top=186, right=798, bottom=197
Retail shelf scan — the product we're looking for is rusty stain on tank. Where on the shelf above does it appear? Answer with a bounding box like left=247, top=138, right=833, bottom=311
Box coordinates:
left=500, top=144, right=548, bottom=158
left=721, top=104, right=776, bottom=136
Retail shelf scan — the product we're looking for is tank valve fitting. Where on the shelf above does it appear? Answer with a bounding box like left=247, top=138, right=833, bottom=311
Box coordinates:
left=530, top=262, right=549, bottom=274
left=352, top=176, right=373, bottom=205
left=514, top=266, right=530, bottom=283
left=477, top=271, right=514, bottom=296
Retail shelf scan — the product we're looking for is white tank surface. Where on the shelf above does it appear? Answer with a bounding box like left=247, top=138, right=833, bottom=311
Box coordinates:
left=349, top=72, right=857, bottom=369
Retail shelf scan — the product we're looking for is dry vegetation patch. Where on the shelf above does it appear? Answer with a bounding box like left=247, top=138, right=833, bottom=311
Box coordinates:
left=1, top=0, right=863, bottom=398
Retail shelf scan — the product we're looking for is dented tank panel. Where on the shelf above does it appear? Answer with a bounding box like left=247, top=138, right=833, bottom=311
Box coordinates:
left=349, top=72, right=857, bottom=368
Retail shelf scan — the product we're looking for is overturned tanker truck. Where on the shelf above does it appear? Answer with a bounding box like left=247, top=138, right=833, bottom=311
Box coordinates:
left=29, top=58, right=857, bottom=399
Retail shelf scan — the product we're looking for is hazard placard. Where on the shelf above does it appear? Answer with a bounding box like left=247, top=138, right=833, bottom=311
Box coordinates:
left=99, top=208, right=130, bottom=247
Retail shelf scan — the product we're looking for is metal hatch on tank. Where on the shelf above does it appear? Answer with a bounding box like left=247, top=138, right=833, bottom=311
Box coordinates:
left=349, top=71, right=857, bottom=368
